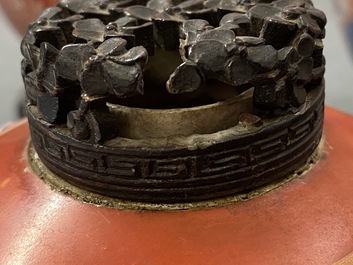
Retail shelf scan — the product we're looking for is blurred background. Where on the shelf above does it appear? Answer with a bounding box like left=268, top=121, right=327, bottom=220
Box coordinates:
left=0, top=0, right=353, bottom=125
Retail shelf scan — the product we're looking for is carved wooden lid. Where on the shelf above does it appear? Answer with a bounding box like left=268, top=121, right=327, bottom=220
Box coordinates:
left=22, top=0, right=326, bottom=205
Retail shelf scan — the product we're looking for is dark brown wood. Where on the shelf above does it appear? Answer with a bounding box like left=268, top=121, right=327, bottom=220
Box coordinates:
left=27, top=84, right=324, bottom=203
left=22, top=0, right=326, bottom=204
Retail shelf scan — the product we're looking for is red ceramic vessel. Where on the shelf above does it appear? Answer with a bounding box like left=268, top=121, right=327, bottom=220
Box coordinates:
left=1, top=107, right=353, bottom=265
left=0, top=0, right=57, bottom=34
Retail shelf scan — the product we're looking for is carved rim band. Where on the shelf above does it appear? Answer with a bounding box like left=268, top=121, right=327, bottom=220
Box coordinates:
left=27, top=139, right=323, bottom=211
left=27, top=83, right=324, bottom=204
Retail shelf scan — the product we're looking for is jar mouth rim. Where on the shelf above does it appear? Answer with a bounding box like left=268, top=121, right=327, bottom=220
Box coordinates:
left=107, top=87, right=252, bottom=112
left=107, top=88, right=254, bottom=139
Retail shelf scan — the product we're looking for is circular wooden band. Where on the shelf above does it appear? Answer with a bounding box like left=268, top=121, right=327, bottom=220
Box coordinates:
left=27, top=83, right=324, bottom=203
